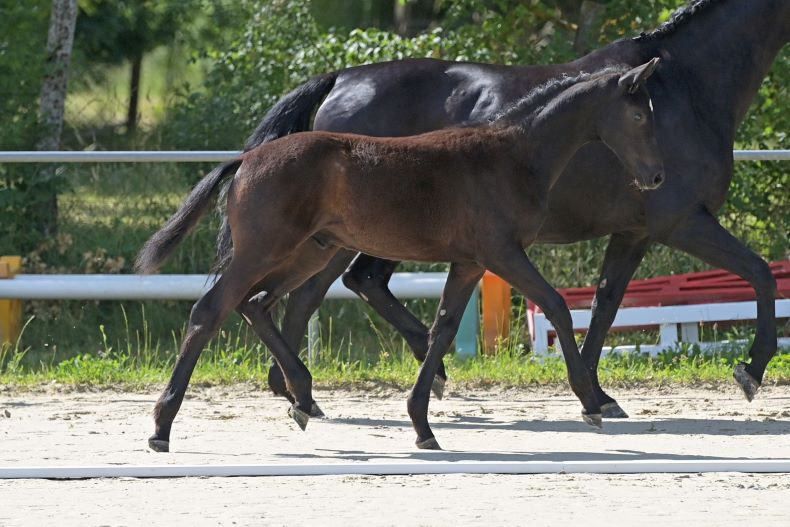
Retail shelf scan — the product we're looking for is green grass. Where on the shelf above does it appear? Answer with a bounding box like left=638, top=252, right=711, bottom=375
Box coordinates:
left=3, top=315, right=790, bottom=390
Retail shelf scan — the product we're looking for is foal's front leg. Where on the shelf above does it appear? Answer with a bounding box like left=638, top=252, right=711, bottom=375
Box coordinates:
left=407, top=263, right=484, bottom=449
left=580, top=232, right=651, bottom=418
left=481, top=243, right=602, bottom=427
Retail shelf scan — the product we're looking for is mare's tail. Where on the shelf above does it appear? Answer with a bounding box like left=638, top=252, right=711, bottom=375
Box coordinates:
left=213, top=71, right=339, bottom=271
left=135, top=159, right=242, bottom=274
left=242, top=72, right=339, bottom=151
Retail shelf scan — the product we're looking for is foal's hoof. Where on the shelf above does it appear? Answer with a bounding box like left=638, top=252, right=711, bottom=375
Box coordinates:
left=734, top=363, right=760, bottom=402
left=148, top=436, right=170, bottom=453
left=431, top=375, right=446, bottom=401
left=582, top=411, right=603, bottom=429
left=310, top=402, right=326, bottom=419
left=416, top=437, right=442, bottom=450
left=288, top=405, right=311, bottom=431
left=601, top=402, right=629, bottom=419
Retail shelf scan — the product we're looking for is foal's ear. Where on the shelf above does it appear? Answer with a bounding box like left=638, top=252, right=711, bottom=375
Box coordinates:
left=618, top=57, right=661, bottom=94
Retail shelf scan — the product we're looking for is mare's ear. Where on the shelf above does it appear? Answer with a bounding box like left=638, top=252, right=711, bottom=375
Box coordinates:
left=618, top=57, right=660, bottom=94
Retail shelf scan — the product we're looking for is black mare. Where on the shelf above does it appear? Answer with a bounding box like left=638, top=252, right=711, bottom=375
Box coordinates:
left=229, top=0, right=789, bottom=416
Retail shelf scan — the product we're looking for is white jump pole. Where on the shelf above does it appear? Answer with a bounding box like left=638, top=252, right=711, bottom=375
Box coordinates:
left=2, top=459, right=790, bottom=479
left=0, top=272, right=450, bottom=301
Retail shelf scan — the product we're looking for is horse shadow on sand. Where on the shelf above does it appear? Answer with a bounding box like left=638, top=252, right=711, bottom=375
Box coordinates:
left=273, top=448, right=770, bottom=464
left=317, top=414, right=790, bottom=437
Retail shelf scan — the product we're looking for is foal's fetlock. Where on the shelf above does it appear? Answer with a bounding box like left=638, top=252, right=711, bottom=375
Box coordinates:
left=267, top=366, right=295, bottom=403
left=288, top=403, right=311, bottom=431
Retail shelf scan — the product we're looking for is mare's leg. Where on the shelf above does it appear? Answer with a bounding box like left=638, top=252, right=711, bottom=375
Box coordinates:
left=580, top=232, right=650, bottom=418
left=265, top=249, right=356, bottom=406
left=343, top=254, right=448, bottom=399
left=149, top=259, right=264, bottom=452
left=663, top=210, right=777, bottom=401
left=407, top=263, right=484, bottom=449
left=482, top=244, right=601, bottom=426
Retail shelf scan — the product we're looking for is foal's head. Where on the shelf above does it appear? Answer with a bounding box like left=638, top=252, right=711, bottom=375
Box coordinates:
left=593, top=58, right=664, bottom=190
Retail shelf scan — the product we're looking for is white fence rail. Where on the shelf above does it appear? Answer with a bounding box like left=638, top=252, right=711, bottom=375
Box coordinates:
left=531, top=299, right=790, bottom=356
left=1, top=150, right=789, bottom=163
left=0, top=273, right=449, bottom=301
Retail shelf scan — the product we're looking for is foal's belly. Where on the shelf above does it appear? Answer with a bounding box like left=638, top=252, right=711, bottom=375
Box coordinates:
left=321, top=214, right=476, bottom=263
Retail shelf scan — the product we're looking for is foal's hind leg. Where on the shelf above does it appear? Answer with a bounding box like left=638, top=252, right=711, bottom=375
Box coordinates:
left=240, top=243, right=341, bottom=423
left=481, top=243, right=602, bottom=427
left=149, top=259, right=265, bottom=452
left=239, top=303, right=317, bottom=429
left=266, top=249, right=356, bottom=407
left=343, top=254, right=449, bottom=399
left=407, top=263, right=484, bottom=449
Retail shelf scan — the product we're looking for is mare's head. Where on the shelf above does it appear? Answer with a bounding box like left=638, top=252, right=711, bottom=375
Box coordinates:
left=593, top=58, right=664, bottom=191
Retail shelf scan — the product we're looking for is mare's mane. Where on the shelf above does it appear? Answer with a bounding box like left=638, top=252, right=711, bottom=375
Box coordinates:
left=635, top=0, right=726, bottom=42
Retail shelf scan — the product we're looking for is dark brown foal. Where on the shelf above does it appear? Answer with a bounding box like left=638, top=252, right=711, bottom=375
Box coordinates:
left=137, top=59, right=663, bottom=452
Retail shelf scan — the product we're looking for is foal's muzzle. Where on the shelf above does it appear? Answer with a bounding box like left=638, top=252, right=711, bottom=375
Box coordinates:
left=636, top=167, right=665, bottom=191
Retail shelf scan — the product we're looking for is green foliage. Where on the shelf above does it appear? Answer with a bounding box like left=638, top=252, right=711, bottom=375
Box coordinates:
left=162, top=0, right=578, bottom=148
left=728, top=50, right=790, bottom=258
left=0, top=1, right=49, bottom=150
left=75, top=0, right=199, bottom=63
left=0, top=0, right=67, bottom=253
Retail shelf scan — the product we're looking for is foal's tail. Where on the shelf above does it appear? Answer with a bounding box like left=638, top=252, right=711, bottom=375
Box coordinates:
left=135, top=159, right=242, bottom=275
left=213, top=71, right=339, bottom=271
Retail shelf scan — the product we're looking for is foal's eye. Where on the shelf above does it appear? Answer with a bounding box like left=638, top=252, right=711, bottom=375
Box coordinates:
left=634, top=113, right=643, bottom=121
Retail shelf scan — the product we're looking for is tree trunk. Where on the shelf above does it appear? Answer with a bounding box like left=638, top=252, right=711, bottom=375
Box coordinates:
left=393, top=0, right=439, bottom=36
left=126, top=54, right=142, bottom=132
left=36, top=0, right=78, bottom=238
left=573, top=0, right=607, bottom=56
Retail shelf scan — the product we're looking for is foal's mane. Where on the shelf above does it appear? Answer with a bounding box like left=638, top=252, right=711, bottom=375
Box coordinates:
left=635, top=0, right=725, bottom=42
left=490, top=65, right=627, bottom=128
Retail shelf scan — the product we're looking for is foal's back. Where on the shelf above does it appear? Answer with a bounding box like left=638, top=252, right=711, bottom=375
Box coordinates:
left=231, top=126, right=523, bottom=261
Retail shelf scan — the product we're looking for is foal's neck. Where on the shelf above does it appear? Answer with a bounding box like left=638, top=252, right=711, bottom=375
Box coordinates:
left=519, top=83, right=601, bottom=188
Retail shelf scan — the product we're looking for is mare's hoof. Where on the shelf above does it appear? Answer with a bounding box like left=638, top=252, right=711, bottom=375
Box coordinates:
left=148, top=437, right=170, bottom=453
left=734, top=363, right=760, bottom=402
left=310, top=402, right=326, bottom=419
left=288, top=405, right=310, bottom=431
left=431, top=375, right=446, bottom=401
left=416, top=437, right=442, bottom=450
left=601, top=402, right=629, bottom=419
left=582, top=411, right=603, bottom=429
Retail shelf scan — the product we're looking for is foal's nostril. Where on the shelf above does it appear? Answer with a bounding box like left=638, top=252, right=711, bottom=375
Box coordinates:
left=653, top=172, right=664, bottom=186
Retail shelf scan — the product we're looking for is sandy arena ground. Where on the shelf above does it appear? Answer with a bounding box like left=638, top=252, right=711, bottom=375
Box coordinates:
left=1, top=382, right=790, bottom=526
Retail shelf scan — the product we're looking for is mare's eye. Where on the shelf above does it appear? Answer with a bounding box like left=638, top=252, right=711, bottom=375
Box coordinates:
left=634, top=113, right=643, bottom=121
